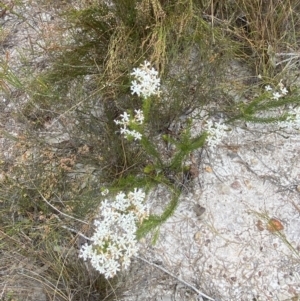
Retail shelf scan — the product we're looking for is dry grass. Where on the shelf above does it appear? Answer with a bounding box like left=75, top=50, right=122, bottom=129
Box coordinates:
left=202, top=0, right=300, bottom=75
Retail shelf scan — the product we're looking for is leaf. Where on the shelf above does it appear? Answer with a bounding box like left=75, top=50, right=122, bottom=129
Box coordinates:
left=256, top=220, right=264, bottom=231
left=204, top=166, right=212, bottom=172
left=267, top=218, right=284, bottom=232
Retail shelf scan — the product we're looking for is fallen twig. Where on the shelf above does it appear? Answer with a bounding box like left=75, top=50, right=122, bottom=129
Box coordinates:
left=36, top=189, right=89, bottom=225
left=136, top=255, right=215, bottom=301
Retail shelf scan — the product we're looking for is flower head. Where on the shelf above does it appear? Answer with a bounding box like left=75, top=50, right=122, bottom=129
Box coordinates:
left=134, top=109, right=144, bottom=124
left=205, top=120, right=228, bottom=149
left=130, top=61, right=161, bottom=98
left=280, top=86, right=288, bottom=96
left=272, top=92, right=282, bottom=100
left=265, top=85, right=272, bottom=92
left=265, top=81, right=289, bottom=99
left=79, top=188, right=148, bottom=279
left=115, top=111, right=144, bottom=141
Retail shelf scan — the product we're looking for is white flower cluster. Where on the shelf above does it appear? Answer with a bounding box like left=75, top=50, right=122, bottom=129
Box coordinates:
left=205, top=120, right=228, bottom=149
left=114, top=109, right=144, bottom=140
left=264, top=81, right=300, bottom=130
left=265, top=80, right=288, bottom=100
left=79, top=188, right=148, bottom=279
left=130, top=60, right=161, bottom=98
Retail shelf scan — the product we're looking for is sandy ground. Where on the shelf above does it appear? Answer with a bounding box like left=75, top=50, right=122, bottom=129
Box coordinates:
left=127, top=121, right=300, bottom=301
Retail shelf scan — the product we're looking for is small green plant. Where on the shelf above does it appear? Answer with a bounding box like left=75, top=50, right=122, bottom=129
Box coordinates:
left=0, top=58, right=22, bottom=94
left=110, top=60, right=209, bottom=239
left=228, top=80, right=300, bottom=125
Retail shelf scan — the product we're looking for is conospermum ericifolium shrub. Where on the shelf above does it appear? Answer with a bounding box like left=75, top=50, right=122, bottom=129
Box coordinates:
left=79, top=188, right=149, bottom=279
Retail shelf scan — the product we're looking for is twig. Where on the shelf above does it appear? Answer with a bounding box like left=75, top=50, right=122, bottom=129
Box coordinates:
left=0, top=281, right=7, bottom=300
left=275, top=52, right=300, bottom=56
left=52, top=214, right=91, bottom=241
left=275, top=56, right=299, bottom=66
left=60, top=224, right=91, bottom=241
left=36, top=189, right=89, bottom=225
left=136, top=256, right=215, bottom=301
left=45, top=83, right=108, bottom=130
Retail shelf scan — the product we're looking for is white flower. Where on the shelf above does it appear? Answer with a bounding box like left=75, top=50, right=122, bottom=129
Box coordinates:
left=117, top=214, right=137, bottom=235
left=124, top=243, right=139, bottom=257
left=127, top=188, right=149, bottom=222
left=114, top=112, right=131, bottom=128
left=130, top=130, right=142, bottom=141
left=134, top=109, right=144, bottom=124
left=120, top=112, right=130, bottom=123
left=100, top=199, right=110, bottom=210
left=131, top=80, right=142, bottom=96
left=115, top=111, right=143, bottom=141
left=272, top=92, right=282, bottom=100
left=104, top=259, right=120, bottom=279
left=114, top=192, right=130, bottom=211
left=114, top=119, right=121, bottom=125
left=130, top=60, right=161, bottom=98
left=79, top=243, right=93, bottom=261
left=128, top=188, right=145, bottom=203
left=101, top=188, right=109, bottom=196
left=280, top=86, right=288, bottom=95
left=122, top=255, right=132, bottom=270
left=120, top=127, right=128, bottom=135
left=265, top=85, right=272, bottom=91
left=115, top=191, right=126, bottom=202
left=91, top=253, right=107, bottom=274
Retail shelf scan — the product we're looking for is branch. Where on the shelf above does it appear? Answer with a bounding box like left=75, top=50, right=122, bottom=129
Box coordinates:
left=136, top=256, right=215, bottom=301
left=37, top=189, right=89, bottom=225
